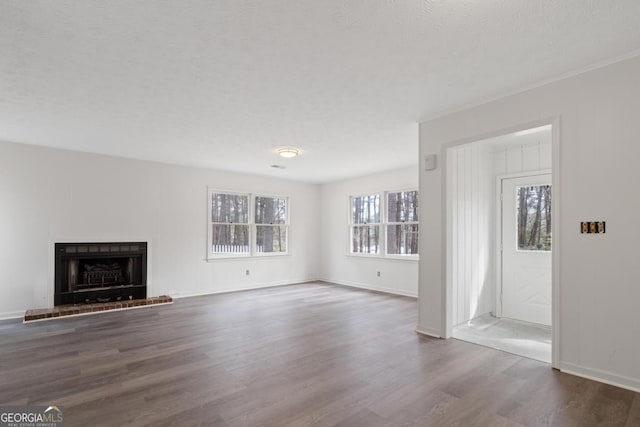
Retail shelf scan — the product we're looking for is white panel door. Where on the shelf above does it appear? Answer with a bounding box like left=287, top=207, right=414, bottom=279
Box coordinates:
left=501, top=174, right=552, bottom=326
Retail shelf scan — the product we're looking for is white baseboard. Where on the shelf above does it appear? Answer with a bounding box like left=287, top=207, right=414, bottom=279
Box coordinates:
left=322, top=278, right=418, bottom=298
left=169, top=278, right=320, bottom=299
left=415, top=324, right=442, bottom=338
left=560, top=362, right=640, bottom=393
left=0, top=311, right=26, bottom=321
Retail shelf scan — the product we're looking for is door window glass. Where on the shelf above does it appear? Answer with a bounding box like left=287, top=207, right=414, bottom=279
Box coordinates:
left=516, top=185, right=551, bottom=251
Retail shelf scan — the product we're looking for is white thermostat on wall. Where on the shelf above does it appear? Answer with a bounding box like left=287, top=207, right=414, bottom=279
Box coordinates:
left=424, top=154, right=437, bottom=171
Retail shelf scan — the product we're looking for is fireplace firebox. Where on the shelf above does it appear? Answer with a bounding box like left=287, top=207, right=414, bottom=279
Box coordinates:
left=55, top=242, right=147, bottom=306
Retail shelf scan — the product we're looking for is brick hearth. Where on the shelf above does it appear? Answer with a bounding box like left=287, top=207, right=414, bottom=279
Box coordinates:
left=24, top=295, right=173, bottom=322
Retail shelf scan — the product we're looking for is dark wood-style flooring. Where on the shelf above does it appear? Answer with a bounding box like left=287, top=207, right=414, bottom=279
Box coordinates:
left=1, top=282, right=638, bottom=426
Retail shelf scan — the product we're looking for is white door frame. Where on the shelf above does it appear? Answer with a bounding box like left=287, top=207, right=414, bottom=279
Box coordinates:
left=495, top=170, right=552, bottom=320
left=443, top=117, right=561, bottom=369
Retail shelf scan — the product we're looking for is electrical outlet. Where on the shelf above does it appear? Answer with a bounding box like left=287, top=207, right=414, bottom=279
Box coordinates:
left=377, top=271, right=381, bottom=277
left=245, top=269, right=250, bottom=275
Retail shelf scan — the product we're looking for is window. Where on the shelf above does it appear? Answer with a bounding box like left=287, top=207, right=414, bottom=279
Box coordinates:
left=208, top=190, right=289, bottom=258
left=255, top=196, right=288, bottom=253
left=350, top=194, right=381, bottom=254
left=386, top=190, right=419, bottom=256
left=210, top=192, right=250, bottom=256
left=516, top=185, right=551, bottom=251
left=349, top=190, right=419, bottom=258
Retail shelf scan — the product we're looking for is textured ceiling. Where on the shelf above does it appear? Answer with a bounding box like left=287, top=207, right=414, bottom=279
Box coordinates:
left=1, top=1, right=640, bottom=182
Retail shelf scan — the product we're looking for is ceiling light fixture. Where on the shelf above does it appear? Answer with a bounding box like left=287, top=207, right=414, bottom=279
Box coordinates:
left=277, top=147, right=300, bottom=158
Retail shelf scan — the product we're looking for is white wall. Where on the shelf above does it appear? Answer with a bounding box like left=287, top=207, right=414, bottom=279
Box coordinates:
left=419, top=55, right=640, bottom=392
left=0, top=141, right=321, bottom=318
left=492, top=140, right=552, bottom=176
left=320, top=166, right=419, bottom=297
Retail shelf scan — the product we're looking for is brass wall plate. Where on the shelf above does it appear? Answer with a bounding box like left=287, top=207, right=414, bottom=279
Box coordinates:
left=581, top=221, right=606, bottom=234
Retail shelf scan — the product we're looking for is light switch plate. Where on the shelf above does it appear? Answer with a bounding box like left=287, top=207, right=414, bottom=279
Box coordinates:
left=581, top=221, right=606, bottom=234
left=424, top=154, right=437, bottom=171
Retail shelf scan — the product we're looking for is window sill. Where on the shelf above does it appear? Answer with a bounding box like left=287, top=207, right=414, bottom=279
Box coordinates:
left=206, top=254, right=251, bottom=261
left=253, top=252, right=291, bottom=258
left=346, top=253, right=419, bottom=262
left=205, top=253, right=291, bottom=261
left=386, top=255, right=420, bottom=261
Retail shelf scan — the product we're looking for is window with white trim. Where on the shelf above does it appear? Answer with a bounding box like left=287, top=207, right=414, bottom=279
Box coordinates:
left=386, top=190, right=419, bottom=256
left=209, top=192, right=251, bottom=256
left=350, top=194, right=381, bottom=254
left=348, top=190, right=419, bottom=257
left=207, top=190, right=289, bottom=258
left=255, top=196, right=288, bottom=253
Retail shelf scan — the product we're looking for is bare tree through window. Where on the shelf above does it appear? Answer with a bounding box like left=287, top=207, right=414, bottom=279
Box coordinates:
left=516, top=185, right=551, bottom=251
left=255, top=196, right=288, bottom=253
left=386, top=190, right=419, bottom=255
left=350, top=194, right=380, bottom=254
left=211, top=193, right=250, bottom=253
left=208, top=191, right=289, bottom=257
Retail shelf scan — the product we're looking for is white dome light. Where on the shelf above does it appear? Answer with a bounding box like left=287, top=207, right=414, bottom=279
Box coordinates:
left=277, top=147, right=300, bottom=158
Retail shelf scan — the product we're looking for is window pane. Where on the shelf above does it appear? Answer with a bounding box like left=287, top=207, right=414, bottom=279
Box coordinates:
left=255, top=197, right=287, bottom=224
left=387, top=224, right=419, bottom=255
left=211, top=224, right=250, bottom=253
left=351, top=226, right=380, bottom=254
left=517, top=185, right=552, bottom=251
left=256, top=226, right=287, bottom=253
left=351, top=194, right=380, bottom=224
left=387, top=191, right=419, bottom=222
left=211, top=193, right=249, bottom=224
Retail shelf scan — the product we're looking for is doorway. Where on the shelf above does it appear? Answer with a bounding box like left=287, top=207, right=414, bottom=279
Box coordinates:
left=447, top=124, right=553, bottom=363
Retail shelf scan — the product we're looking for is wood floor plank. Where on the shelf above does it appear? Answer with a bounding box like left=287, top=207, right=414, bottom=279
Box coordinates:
left=0, top=282, right=638, bottom=426
left=626, top=395, right=640, bottom=426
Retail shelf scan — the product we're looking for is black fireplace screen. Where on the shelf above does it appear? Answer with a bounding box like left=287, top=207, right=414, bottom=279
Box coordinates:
left=55, top=242, right=147, bottom=305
